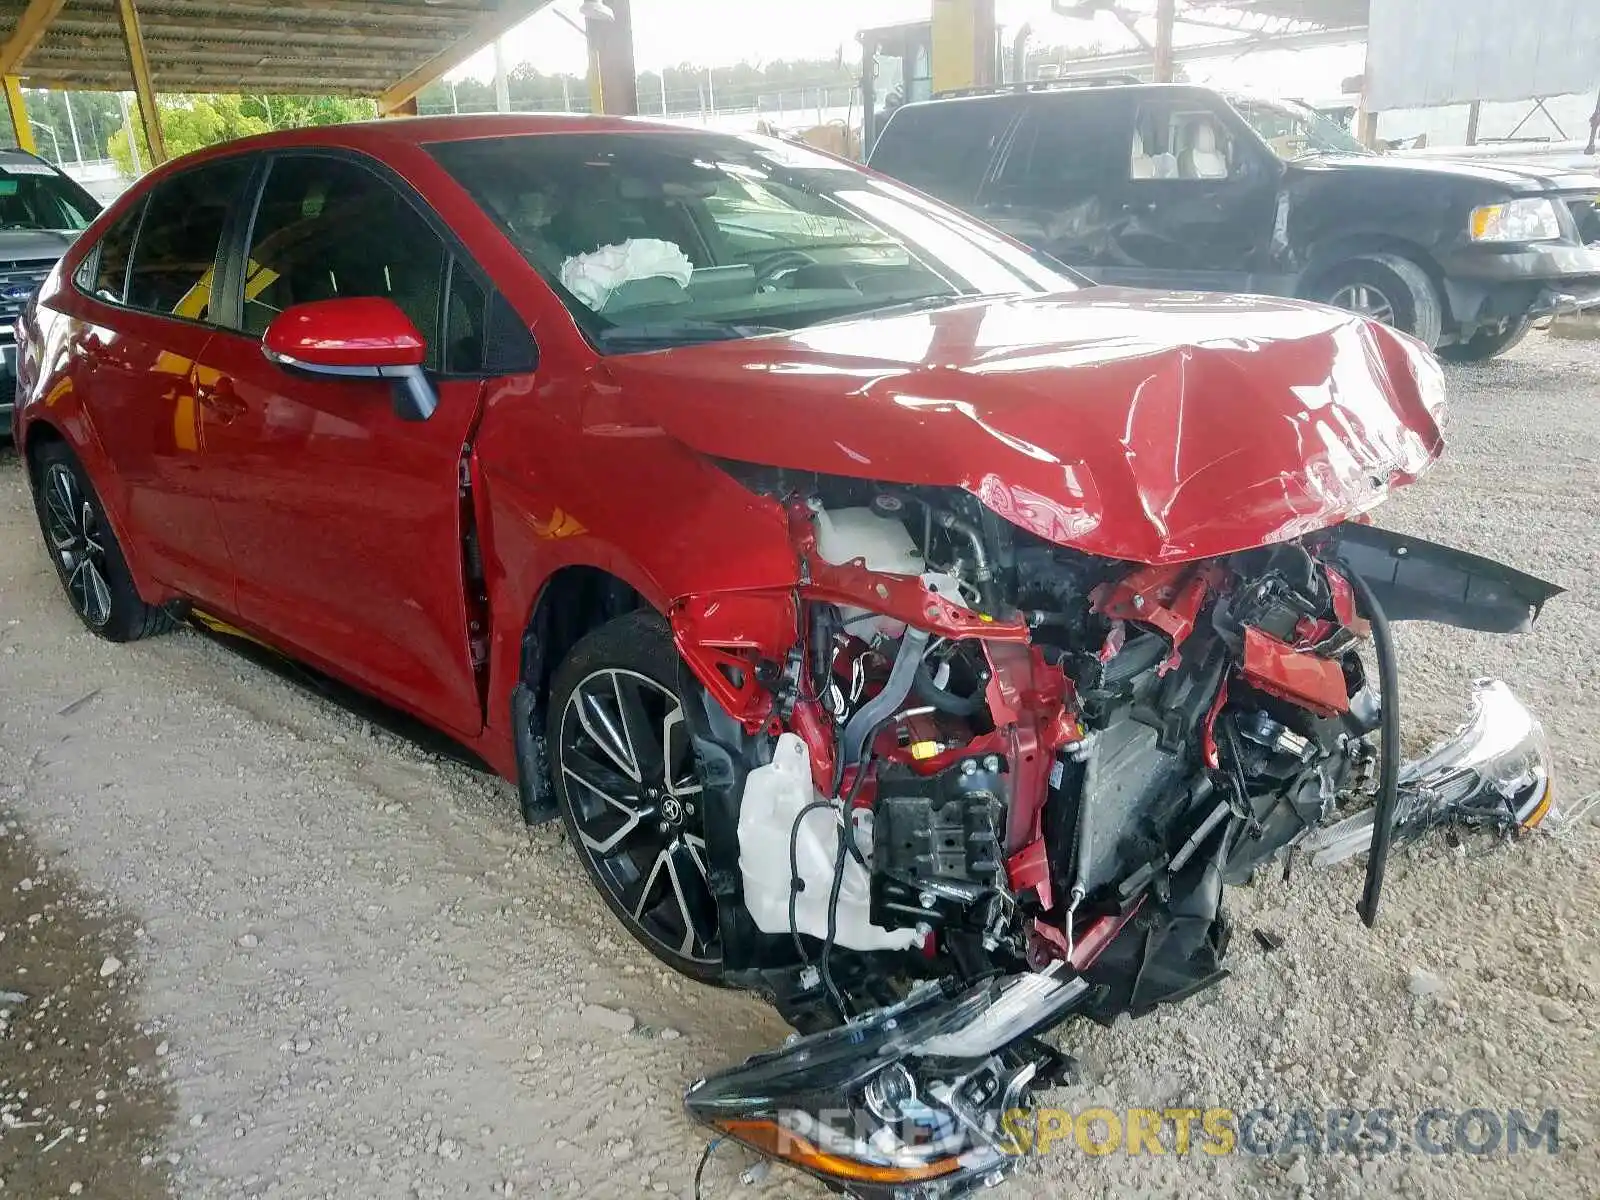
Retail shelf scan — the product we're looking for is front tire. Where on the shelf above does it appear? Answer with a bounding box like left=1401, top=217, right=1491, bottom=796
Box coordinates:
left=1438, top=317, right=1531, bottom=363
left=30, top=442, right=174, bottom=642
left=1315, top=254, right=1444, bottom=349
left=548, top=611, right=723, bottom=984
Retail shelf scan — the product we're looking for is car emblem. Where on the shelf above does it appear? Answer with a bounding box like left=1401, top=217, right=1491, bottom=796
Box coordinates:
left=0, top=282, right=35, bottom=302
left=661, top=796, right=683, bottom=823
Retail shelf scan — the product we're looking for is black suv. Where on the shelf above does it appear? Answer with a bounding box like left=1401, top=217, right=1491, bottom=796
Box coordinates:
left=0, top=148, right=100, bottom=431
left=869, top=82, right=1600, bottom=361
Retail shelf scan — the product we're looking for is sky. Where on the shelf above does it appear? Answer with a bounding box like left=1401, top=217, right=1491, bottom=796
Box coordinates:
left=449, top=0, right=1369, bottom=101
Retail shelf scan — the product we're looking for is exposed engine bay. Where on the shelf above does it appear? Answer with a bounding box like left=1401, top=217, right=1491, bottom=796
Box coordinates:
left=671, top=470, right=1561, bottom=1196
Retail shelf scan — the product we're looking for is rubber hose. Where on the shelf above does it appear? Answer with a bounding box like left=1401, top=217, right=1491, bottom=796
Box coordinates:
left=913, top=659, right=985, bottom=716
left=839, top=626, right=930, bottom=778
left=1342, top=566, right=1399, bottom=929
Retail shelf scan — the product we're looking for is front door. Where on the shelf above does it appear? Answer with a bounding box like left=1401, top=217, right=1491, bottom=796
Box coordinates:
left=196, top=152, right=491, bottom=737
left=1099, top=97, right=1281, bottom=292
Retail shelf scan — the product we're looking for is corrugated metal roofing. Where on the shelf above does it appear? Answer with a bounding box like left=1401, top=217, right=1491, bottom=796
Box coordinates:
left=1201, top=0, right=1369, bottom=28
left=0, top=0, right=550, bottom=96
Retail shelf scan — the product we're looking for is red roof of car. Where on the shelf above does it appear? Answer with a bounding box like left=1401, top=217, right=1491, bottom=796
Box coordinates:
left=202, top=112, right=699, bottom=158
left=130, top=113, right=722, bottom=190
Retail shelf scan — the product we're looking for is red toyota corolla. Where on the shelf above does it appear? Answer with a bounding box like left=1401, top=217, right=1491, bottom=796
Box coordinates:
left=12, top=116, right=1559, bottom=1195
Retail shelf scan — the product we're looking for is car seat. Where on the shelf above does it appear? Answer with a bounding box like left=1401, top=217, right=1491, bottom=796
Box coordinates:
left=1130, top=131, right=1156, bottom=179
left=1181, top=121, right=1230, bottom=180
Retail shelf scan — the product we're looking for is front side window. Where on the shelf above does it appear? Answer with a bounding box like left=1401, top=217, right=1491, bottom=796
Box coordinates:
left=241, top=154, right=446, bottom=368
left=1131, top=104, right=1237, bottom=181
left=429, top=131, right=1081, bottom=352
left=124, top=157, right=251, bottom=318
left=0, top=162, right=98, bottom=232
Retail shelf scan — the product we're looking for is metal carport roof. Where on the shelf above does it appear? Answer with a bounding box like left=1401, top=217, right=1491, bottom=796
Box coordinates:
left=0, top=0, right=556, bottom=106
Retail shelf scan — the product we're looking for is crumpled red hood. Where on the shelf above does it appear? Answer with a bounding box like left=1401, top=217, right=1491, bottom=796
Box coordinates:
left=600, top=288, right=1446, bottom=564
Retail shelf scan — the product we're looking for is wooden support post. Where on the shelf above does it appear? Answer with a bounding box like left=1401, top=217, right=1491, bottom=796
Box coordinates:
left=3, top=76, right=34, bottom=153
left=1358, top=109, right=1379, bottom=148
left=115, top=0, right=164, bottom=165
left=0, top=0, right=67, bottom=77
left=1152, top=0, right=1176, bottom=84
left=378, top=0, right=556, bottom=116
left=588, top=0, right=636, bottom=116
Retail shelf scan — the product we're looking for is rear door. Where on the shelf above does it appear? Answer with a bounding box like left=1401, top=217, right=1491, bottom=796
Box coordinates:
left=71, top=155, right=253, bottom=607
left=193, top=151, right=496, bottom=737
left=970, top=91, right=1130, bottom=276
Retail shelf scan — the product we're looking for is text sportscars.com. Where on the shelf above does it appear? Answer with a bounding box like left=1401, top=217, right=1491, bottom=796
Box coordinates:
left=777, top=1104, right=1562, bottom=1159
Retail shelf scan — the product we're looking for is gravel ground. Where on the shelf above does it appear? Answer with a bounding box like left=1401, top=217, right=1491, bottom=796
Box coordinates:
left=0, top=330, right=1596, bottom=1200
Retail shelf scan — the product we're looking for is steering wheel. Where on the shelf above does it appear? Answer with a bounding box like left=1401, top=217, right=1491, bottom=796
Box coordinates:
left=751, top=249, right=819, bottom=288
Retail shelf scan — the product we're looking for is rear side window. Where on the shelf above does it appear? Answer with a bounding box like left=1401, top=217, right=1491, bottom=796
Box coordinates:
left=240, top=154, right=446, bottom=368
left=125, top=157, right=252, bottom=318
left=995, top=96, right=1126, bottom=189
left=81, top=200, right=144, bottom=304
left=869, top=99, right=1018, bottom=204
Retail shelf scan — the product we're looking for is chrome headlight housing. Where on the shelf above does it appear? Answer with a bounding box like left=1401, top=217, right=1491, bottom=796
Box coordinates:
left=1304, top=679, right=1554, bottom=867
left=1470, top=198, right=1563, bottom=243
left=685, top=972, right=1088, bottom=1196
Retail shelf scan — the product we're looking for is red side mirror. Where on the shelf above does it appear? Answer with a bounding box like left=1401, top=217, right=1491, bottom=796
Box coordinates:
left=261, top=297, right=437, bottom=421
left=262, top=297, right=426, bottom=370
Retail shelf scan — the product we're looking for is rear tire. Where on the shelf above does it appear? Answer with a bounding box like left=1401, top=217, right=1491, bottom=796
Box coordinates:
left=1438, top=317, right=1531, bottom=363
left=29, top=441, right=174, bottom=642
left=1314, top=254, right=1444, bottom=349
left=548, top=610, right=724, bottom=985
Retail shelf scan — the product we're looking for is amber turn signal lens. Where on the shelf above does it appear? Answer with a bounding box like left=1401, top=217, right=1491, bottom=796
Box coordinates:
left=1520, top=782, right=1554, bottom=830
left=712, top=1118, right=963, bottom=1184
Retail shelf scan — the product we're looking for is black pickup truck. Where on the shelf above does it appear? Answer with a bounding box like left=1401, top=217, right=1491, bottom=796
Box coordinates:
left=869, top=81, right=1600, bottom=361
left=0, top=148, right=100, bottom=432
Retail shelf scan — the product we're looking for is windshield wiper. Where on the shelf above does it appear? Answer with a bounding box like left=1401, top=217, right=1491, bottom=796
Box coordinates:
left=815, top=292, right=982, bottom=324
left=595, top=318, right=785, bottom=350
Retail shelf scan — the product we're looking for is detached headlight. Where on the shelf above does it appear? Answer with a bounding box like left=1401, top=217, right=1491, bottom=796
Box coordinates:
left=1303, top=680, right=1554, bottom=867
left=686, top=973, right=1090, bottom=1193
left=1469, top=198, right=1562, bottom=243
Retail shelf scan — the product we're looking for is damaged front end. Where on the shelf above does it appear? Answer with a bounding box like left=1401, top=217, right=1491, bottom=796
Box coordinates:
left=669, top=473, right=1560, bottom=1197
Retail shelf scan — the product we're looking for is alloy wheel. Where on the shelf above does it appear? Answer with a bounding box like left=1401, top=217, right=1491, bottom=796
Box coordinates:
left=558, top=668, right=719, bottom=965
left=41, top=464, right=113, bottom=629
left=1328, top=282, right=1396, bottom=325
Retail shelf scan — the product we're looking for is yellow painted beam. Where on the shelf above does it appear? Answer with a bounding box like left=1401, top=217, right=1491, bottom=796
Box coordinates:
left=4, top=75, right=35, bottom=153
left=931, top=0, right=995, bottom=95
left=0, top=0, right=67, bottom=76
left=377, top=0, right=556, bottom=115
left=115, top=0, right=165, bottom=164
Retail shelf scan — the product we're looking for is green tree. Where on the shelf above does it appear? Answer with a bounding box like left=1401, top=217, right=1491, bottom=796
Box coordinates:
left=109, top=92, right=376, bottom=176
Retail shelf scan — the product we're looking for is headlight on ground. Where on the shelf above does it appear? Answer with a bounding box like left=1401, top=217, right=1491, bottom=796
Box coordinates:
left=1469, top=198, right=1562, bottom=243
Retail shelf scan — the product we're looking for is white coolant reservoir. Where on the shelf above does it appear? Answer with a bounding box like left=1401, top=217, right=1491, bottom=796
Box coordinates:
left=813, top=507, right=924, bottom=575
left=739, top=734, right=919, bottom=953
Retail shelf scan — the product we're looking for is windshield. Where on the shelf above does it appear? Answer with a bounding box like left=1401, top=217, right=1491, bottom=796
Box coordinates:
left=428, top=131, right=1082, bottom=352
left=0, top=161, right=97, bottom=231
left=1229, top=97, right=1373, bottom=160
